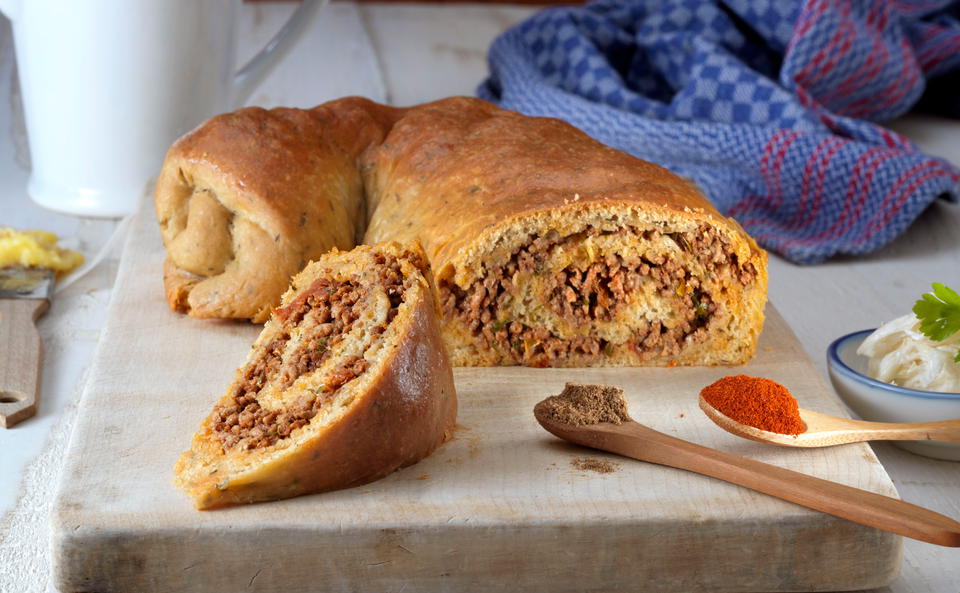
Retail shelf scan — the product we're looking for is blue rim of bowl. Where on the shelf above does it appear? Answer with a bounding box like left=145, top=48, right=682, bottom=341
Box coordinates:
left=828, top=329, right=960, bottom=400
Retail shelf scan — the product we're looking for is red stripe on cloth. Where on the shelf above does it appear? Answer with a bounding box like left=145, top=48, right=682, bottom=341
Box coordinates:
left=861, top=168, right=956, bottom=244
left=856, top=161, right=949, bottom=244
left=761, top=129, right=788, bottom=184
left=778, top=147, right=894, bottom=247
left=876, top=3, right=889, bottom=30
left=768, top=130, right=803, bottom=211
left=794, top=2, right=855, bottom=89
left=796, top=137, right=848, bottom=230
left=875, top=36, right=921, bottom=112
left=746, top=137, right=847, bottom=236
left=813, top=24, right=856, bottom=88
left=916, top=22, right=954, bottom=57
left=914, top=22, right=951, bottom=61
left=794, top=85, right=815, bottom=109
left=794, top=0, right=828, bottom=38
left=835, top=24, right=892, bottom=116
left=790, top=136, right=844, bottom=229
left=817, top=6, right=886, bottom=109
left=815, top=110, right=838, bottom=131
left=728, top=129, right=793, bottom=217
left=878, top=127, right=910, bottom=150
left=794, top=7, right=854, bottom=88
left=918, top=37, right=960, bottom=72
left=784, top=0, right=831, bottom=58
left=864, top=1, right=883, bottom=29
left=727, top=194, right=760, bottom=218
left=844, top=36, right=918, bottom=118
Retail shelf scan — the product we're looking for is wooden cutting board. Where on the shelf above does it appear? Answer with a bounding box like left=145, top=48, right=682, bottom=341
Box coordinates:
left=51, top=201, right=901, bottom=593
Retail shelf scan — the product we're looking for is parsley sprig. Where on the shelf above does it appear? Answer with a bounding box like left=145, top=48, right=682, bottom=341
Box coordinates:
left=912, top=283, right=960, bottom=363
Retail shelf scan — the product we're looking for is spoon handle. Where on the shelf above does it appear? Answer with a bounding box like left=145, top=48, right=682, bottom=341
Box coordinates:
left=603, top=423, right=960, bottom=547
left=838, top=417, right=960, bottom=442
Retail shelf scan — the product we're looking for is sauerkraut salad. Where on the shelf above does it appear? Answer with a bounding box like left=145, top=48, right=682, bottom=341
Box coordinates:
left=857, top=283, right=960, bottom=392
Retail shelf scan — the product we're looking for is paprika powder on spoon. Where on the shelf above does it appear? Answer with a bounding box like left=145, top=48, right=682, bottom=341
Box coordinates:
left=700, top=375, right=804, bottom=435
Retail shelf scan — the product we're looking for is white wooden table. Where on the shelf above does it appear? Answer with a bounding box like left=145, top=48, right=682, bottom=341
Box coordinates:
left=1, top=3, right=958, bottom=591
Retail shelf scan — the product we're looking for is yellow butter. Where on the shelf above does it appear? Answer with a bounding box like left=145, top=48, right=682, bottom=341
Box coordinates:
left=0, top=227, right=84, bottom=273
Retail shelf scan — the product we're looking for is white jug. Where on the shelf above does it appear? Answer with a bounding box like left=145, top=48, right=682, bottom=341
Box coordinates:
left=0, top=0, right=321, bottom=217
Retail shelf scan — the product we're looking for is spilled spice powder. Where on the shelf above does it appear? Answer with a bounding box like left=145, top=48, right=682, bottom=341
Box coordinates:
left=534, top=383, right=630, bottom=426
left=571, top=457, right=619, bottom=474
left=700, top=374, right=804, bottom=435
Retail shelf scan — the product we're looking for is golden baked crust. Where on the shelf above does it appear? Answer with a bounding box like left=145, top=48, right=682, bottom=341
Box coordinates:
left=156, top=96, right=767, bottom=366
left=174, top=241, right=457, bottom=508
left=155, top=97, right=402, bottom=322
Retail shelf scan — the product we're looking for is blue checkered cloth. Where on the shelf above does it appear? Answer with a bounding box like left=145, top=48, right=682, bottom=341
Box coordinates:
left=478, top=0, right=960, bottom=263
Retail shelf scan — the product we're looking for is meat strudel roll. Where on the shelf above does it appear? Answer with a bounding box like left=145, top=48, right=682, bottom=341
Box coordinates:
left=362, top=98, right=767, bottom=366
left=155, top=97, right=401, bottom=322
left=174, top=241, right=457, bottom=508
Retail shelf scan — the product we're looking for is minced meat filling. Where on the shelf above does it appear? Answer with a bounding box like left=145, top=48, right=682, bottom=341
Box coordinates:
left=546, top=250, right=711, bottom=326
left=212, top=254, right=408, bottom=451
left=441, top=225, right=754, bottom=367
left=277, top=279, right=367, bottom=389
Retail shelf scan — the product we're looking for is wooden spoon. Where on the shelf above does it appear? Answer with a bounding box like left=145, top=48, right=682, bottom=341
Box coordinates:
left=699, top=396, right=960, bottom=447
left=534, top=401, right=960, bottom=547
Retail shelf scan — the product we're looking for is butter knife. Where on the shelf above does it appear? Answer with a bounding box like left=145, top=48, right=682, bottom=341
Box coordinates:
left=0, top=266, right=53, bottom=428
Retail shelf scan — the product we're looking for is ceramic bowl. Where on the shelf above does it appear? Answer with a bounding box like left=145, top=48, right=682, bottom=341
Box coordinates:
left=827, top=329, right=960, bottom=461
